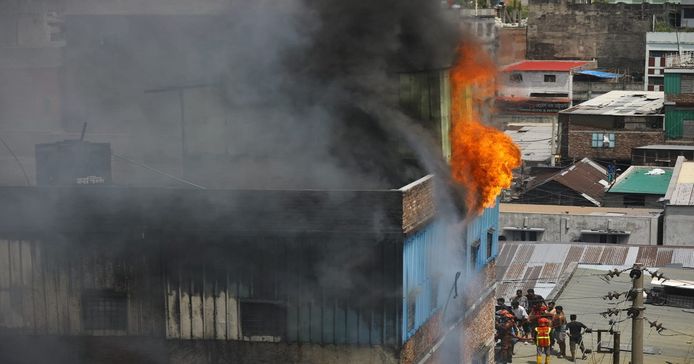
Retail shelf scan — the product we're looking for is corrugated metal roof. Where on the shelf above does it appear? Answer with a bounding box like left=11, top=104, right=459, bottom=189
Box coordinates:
left=504, top=123, right=553, bottom=163
left=501, top=60, right=592, bottom=72
left=576, top=70, right=623, bottom=79
left=634, top=144, right=694, bottom=151
left=560, top=91, right=664, bottom=116
left=496, top=242, right=694, bottom=305
left=607, top=166, right=673, bottom=195
left=525, top=158, right=608, bottom=206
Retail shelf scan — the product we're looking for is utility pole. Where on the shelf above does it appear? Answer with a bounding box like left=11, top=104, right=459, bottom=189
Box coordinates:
left=631, top=263, right=644, bottom=364
left=613, top=331, right=620, bottom=364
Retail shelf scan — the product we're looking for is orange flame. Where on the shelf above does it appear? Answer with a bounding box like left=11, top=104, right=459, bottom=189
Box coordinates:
left=450, top=42, right=521, bottom=215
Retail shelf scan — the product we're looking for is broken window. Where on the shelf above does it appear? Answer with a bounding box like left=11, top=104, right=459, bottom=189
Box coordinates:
left=240, top=301, right=286, bottom=338
left=510, top=73, right=523, bottom=83
left=544, top=74, right=557, bottom=83
left=81, top=289, right=128, bottom=331
left=591, top=133, right=615, bottom=148
left=470, top=240, right=480, bottom=268
left=486, top=229, right=494, bottom=259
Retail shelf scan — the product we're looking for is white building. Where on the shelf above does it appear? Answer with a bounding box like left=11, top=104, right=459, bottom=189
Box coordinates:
left=499, top=60, right=596, bottom=100
left=645, top=32, right=694, bottom=91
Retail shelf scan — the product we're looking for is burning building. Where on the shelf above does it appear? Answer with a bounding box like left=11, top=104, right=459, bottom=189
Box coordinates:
left=0, top=1, right=519, bottom=363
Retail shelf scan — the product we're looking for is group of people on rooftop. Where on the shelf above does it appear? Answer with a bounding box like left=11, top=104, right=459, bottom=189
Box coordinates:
left=495, top=289, right=591, bottom=364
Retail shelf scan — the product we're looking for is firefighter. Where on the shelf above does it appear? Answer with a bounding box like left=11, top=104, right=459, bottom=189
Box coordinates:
left=535, top=317, right=553, bottom=364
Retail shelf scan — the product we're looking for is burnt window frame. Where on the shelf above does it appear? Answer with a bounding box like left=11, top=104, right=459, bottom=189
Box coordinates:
left=510, top=73, right=523, bottom=83
left=240, top=300, right=287, bottom=339
left=470, top=239, right=481, bottom=268
left=81, top=289, right=128, bottom=332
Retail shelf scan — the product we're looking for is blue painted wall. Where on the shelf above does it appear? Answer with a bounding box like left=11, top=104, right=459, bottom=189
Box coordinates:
left=401, top=200, right=500, bottom=342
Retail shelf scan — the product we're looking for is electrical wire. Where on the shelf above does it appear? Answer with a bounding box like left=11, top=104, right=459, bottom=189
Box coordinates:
left=0, top=134, right=30, bottom=185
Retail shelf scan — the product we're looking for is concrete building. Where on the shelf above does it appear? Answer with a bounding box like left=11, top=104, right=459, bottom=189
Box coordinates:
left=663, top=156, right=694, bottom=245
left=605, top=165, right=673, bottom=208
left=572, top=71, right=643, bottom=104
left=632, top=144, right=694, bottom=166
left=497, top=26, right=526, bottom=66
left=496, top=60, right=596, bottom=128
left=498, top=60, right=595, bottom=111
left=559, top=91, right=665, bottom=166
left=646, top=33, right=694, bottom=91
left=499, top=204, right=662, bottom=244
left=528, top=0, right=676, bottom=76
left=664, top=64, right=694, bottom=140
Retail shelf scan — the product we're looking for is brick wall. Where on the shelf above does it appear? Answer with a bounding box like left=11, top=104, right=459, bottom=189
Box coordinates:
left=399, top=261, right=497, bottom=364
left=498, top=27, right=526, bottom=66
left=400, top=311, right=442, bottom=364
left=568, top=130, right=664, bottom=162
left=401, top=175, right=436, bottom=234
left=527, top=0, right=674, bottom=74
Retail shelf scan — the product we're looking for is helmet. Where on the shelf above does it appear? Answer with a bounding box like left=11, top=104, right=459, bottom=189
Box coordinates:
left=538, top=317, right=550, bottom=326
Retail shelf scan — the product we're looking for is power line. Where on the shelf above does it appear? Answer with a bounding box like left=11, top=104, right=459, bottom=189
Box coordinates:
left=0, top=134, right=30, bottom=186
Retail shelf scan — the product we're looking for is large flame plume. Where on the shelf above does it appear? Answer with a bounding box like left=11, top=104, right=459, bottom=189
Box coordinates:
left=450, top=42, right=521, bottom=215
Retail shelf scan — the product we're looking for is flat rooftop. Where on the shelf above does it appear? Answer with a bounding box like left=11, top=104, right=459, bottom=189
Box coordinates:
left=665, top=156, right=694, bottom=206
left=608, top=166, right=673, bottom=195
left=560, top=91, right=664, bottom=116
left=634, top=144, right=694, bottom=151
left=500, top=203, right=662, bottom=217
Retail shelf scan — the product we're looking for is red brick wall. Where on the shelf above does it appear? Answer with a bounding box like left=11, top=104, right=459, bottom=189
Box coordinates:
left=498, top=27, right=527, bottom=66
left=401, top=176, right=435, bottom=234
left=401, top=262, right=497, bottom=364
left=568, top=130, right=664, bottom=162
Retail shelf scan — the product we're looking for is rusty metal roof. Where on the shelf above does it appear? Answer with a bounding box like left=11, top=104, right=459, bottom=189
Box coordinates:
left=525, top=158, right=608, bottom=206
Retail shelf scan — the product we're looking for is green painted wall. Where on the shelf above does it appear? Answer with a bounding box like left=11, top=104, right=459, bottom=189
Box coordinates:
left=665, top=107, right=694, bottom=139
left=399, top=70, right=451, bottom=161
left=664, top=73, right=681, bottom=96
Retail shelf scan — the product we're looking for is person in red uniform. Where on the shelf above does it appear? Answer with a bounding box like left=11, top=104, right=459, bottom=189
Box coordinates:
left=535, top=317, right=553, bottom=364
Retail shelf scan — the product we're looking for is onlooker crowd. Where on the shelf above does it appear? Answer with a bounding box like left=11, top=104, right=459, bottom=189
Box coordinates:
left=494, top=289, right=591, bottom=363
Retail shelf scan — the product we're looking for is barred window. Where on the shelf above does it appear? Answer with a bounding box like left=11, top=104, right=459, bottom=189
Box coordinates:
left=591, top=133, right=615, bottom=148
left=81, top=289, right=127, bottom=331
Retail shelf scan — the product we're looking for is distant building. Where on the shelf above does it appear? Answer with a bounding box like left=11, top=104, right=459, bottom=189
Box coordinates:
left=663, top=156, right=694, bottom=245
left=559, top=91, right=665, bottom=166
left=497, top=26, right=526, bottom=66
left=645, top=32, right=694, bottom=91
left=499, top=204, right=662, bottom=244
left=664, top=65, right=694, bottom=139
left=605, top=165, right=673, bottom=208
left=515, top=158, right=608, bottom=207
left=572, top=70, right=643, bottom=104
left=504, top=123, right=555, bottom=166
left=497, top=60, right=596, bottom=118
left=632, top=144, right=694, bottom=166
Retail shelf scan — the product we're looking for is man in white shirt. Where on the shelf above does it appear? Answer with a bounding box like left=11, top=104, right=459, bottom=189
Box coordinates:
left=511, top=301, right=530, bottom=338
